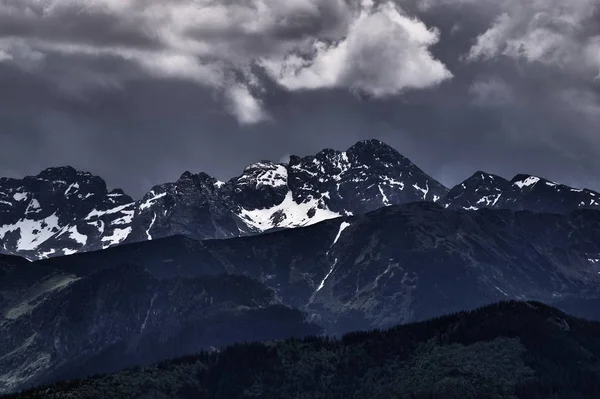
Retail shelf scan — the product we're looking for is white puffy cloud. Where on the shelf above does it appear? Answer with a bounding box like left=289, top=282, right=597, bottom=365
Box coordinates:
left=0, top=0, right=451, bottom=123
left=467, top=0, right=600, bottom=79
left=260, top=1, right=452, bottom=97
left=226, top=83, right=269, bottom=125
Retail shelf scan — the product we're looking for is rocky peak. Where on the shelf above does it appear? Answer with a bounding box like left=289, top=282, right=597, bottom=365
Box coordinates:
left=0, top=167, right=135, bottom=259
left=346, top=139, right=408, bottom=165
left=444, top=171, right=600, bottom=213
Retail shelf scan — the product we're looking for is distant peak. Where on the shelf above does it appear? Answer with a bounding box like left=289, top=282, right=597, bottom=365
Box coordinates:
left=109, top=188, right=126, bottom=196
left=179, top=171, right=194, bottom=180
left=466, top=171, right=507, bottom=183
left=178, top=171, right=216, bottom=184
left=244, top=160, right=279, bottom=170
left=36, top=166, right=97, bottom=182
left=348, top=139, right=396, bottom=152
left=38, top=165, right=77, bottom=177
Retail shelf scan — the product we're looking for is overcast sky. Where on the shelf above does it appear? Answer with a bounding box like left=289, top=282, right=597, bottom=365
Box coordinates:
left=0, top=0, right=599, bottom=197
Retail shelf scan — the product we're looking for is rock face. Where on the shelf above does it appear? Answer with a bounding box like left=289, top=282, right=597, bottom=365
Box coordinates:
left=0, top=140, right=448, bottom=260
left=128, top=139, right=448, bottom=243
left=0, top=167, right=135, bottom=259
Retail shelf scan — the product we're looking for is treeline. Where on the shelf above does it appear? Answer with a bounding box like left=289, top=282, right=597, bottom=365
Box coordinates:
left=6, top=301, right=600, bottom=399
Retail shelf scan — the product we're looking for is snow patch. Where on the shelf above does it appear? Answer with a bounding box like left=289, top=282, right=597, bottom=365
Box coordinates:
left=412, top=182, right=429, bottom=199
left=381, top=176, right=405, bottom=189
left=514, top=176, right=540, bottom=188
left=332, top=222, right=351, bottom=247
left=111, top=210, right=134, bottom=225
left=239, top=191, right=341, bottom=230
left=330, top=151, right=351, bottom=181
left=25, top=199, right=41, bottom=214
left=0, top=213, right=61, bottom=251
left=65, top=225, right=88, bottom=245
left=101, top=227, right=132, bottom=248
left=316, top=259, right=338, bottom=292
left=64, top=183, right=80, bottom=195
left=255, top=164, right=288, bottom=188
left=86, top=203, right=135, bottom=220
left=378, top=185, right=390, bottom=206
left=146, top=213, right=157, bottom=240
left=12, top=193, right=27, bottom=202
left=37, top=248, right=56, bottom=259
left=476, top=194, right=502, bottom=207
left=139, top=192, right=167, bottom=211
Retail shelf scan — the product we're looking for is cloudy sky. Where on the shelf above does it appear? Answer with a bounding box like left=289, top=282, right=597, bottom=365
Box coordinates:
left=0, top=0, right=599, bottom=197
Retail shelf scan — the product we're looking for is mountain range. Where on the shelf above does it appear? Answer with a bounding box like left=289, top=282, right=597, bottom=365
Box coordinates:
left=2, top=140, right=599, bottom=261
left=2, top=139, right=600, bottom=394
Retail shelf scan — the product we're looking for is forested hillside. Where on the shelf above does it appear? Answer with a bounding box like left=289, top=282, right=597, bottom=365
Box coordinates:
left=6, top=301, right=600, bottom=399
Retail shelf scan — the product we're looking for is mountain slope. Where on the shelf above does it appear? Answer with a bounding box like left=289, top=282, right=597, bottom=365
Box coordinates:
left=3, top=204, right=600, bottom=392
left=38, top=203, right=600, bottom=333
left=6, top=301, right=600, bottom=399
left=0, top=260, right=320, bottom=393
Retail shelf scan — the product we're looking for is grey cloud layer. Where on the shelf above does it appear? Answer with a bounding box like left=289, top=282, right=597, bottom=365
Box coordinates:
left=0, top=0, right=599, bottom=196
left=0, top=0, right=453, bottom=124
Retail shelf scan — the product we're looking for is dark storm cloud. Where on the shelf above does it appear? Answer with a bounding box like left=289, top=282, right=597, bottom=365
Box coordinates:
left=0, top=0, right=599, bottom=197
left=0, top=3, right=160, bottom=50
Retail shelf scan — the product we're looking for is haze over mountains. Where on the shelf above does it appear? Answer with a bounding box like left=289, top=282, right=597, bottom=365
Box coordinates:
left=1, top=140, right=599, bottom=261
left=2, top=140, right=600, bottom=394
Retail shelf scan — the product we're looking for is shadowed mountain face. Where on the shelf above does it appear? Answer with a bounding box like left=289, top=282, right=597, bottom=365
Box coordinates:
left=3, top=140, right=599, bottom=261
left=35, top=203, right=600, bottom=334
left=7, top=301, right=600, bottom=399
left=0, top=255, right=321, bottom=393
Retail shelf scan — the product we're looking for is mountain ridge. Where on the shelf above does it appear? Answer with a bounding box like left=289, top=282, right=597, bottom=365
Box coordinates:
left=2, top=139, right=600, bottom=261
left=0, top=140, right=448, bottom=260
